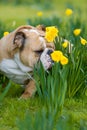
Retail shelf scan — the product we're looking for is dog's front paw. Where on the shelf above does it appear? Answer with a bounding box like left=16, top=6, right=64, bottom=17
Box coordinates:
left=20, top=92, right=32, bottom=99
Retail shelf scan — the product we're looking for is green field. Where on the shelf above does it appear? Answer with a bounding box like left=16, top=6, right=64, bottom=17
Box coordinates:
left=0, top=0, right=87, bottom=26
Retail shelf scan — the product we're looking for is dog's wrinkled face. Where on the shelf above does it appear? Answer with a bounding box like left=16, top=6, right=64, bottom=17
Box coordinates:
left=13, top=25, right=55, bottom=69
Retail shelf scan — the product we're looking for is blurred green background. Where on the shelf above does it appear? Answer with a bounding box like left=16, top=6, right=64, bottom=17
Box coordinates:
left=0, top=0, right=87, bottom=27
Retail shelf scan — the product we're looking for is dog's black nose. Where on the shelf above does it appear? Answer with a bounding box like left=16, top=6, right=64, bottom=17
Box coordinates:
left=47, top=49, right=53, bottom=55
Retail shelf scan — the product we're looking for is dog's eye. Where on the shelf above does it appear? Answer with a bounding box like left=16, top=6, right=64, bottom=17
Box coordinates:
left=35, top=50, right=43, bottom=55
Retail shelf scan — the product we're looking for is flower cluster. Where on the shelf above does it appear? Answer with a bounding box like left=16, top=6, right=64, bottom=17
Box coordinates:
left=51, top=50, right=68, bottom=65
left=73, top=28, right=87, bottom=45
left=65, top=8, right=87, bottom=46
left=45, top=26, right=59, bottom=42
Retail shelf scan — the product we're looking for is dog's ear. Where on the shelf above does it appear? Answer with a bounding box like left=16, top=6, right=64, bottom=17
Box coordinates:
left=36, top=25, right=46, bottom=31
left=13, top=31, right=26, bottom=50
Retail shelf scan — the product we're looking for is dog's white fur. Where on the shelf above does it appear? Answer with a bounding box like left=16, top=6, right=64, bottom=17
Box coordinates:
left=0, top=53, right=32, bottom=84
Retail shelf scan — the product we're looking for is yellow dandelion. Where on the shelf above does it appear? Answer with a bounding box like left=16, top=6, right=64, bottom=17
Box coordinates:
left=37, top=11, right=43, bottom=17
left=80, top=37, right=87, bottom=45
left=4, top=31, right=9, bottom=36
left=62, top=41, right=68, bottom=48
left=51, top=50, right=63, bottom=62
left=60, top=55, right=68, bottom=65
left=65, top=8, right=73, bottom=16
left=73, top=29, right=81, bottom=36
left=45, top=26, right=59, bottom=42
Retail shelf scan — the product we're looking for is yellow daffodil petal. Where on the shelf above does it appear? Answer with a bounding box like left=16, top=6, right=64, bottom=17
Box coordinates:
left=46, top=26, right=58, bottom=35
left=45, top=26, right=59, bottom=42
left=65, top=8, right=73, bottom=16
left=73, top=29, right=81, bottom=36
left=62, top=42, right=68, bottom=48
left=51, top=51, right=63, bottom=62
left=80, top=37, right=87, bottom=45
left=45, top=33, right=54, bottom=42
left=37, top=11, right=43, bottom=17
left=60, top=55, right=68, bottom=65
left=4, top=31, right=9, bottom=36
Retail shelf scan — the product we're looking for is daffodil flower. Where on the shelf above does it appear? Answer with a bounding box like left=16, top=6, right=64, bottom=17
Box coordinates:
left=4, top=31, right=9, bottom=36
left=37, top=11, right=43, bottom=17
left=45, top=26, right=59, bottom=42
left=65, top=8, right=73, bottom=16
left=51, top=50, right=68, bottom=65
left=73, top=29, right=81, bottom=36
left=62, top=41, right=68, bottom=48
left=80, top=37, right=87, bottom=45
left=60, top=55, right=68, bottom=65
left=51, top=51, right=63, bottom=62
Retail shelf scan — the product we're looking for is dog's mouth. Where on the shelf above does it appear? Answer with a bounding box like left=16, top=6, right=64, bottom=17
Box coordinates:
left=40, top=48, right=54, bottom=70
left=35, top=50, right=44, bottom=55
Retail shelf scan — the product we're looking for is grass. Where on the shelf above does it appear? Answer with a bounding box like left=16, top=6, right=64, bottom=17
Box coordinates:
left=0, top=89, right=87, bottom=130
left=0, top=98, right=40, bottom=129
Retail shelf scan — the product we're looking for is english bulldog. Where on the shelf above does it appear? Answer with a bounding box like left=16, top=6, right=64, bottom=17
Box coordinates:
left=0, top=25, right=55, bottom=98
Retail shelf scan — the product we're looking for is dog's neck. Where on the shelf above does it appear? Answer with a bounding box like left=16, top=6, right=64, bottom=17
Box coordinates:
left=0, top=53, right=33, bottom=84
left=14, top=53, right=32, bottom=72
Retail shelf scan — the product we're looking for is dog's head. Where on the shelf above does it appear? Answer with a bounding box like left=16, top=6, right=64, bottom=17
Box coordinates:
left=5, top=25, right=55, bottom=70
